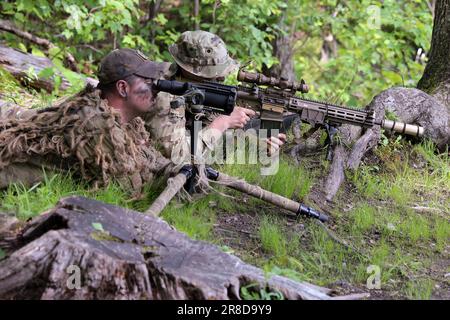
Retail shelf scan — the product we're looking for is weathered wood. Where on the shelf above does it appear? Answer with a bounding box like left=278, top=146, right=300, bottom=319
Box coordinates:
left=0, top=45, right=69, bottom=92
left=0, top=45, right=98, bottom=92
left=0, top=196, right=348, bottom=300
left=323, top=86, right=450, bottom=201
left=0, top=19, right=79, bottom=72
left=324, top=124, right=363, bottom=201
left=0, top=213, right=22, bottom=250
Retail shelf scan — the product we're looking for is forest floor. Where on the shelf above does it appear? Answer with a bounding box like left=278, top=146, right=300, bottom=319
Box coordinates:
left=0, top=71, right=449, bottom=300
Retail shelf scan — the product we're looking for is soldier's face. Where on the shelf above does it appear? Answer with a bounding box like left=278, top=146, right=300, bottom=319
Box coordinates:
left=126, top=77, right=157, bottom=113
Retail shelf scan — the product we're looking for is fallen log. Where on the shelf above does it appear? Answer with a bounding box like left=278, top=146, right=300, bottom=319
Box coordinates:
left=0, top=196, right=354, bottom=300
left=0, top=44, right=69, bottom=92
left=0, top=18, right=79, bottom=72
left=0, top=45, right=98, bottom=92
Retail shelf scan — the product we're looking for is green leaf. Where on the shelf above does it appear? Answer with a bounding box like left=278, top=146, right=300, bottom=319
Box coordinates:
left=382, top=70, right=403, bottom=84
left=92, top=222, right=105, bottom=232
left=0, top=248, right=5, bottom=260
left=18, top=43, right=27, bottom=53
left=38, top=67, right=55, bottom=79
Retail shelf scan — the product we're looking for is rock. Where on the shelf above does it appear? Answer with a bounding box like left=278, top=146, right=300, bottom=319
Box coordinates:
left=370, top=87, right=450, bottom=150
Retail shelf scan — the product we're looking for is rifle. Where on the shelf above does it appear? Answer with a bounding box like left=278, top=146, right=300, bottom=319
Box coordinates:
left=149, top=74, right=424, bottom=221
left=236, top=70, right=424, bottom=138
left=154, top=71, right=424, bottom=143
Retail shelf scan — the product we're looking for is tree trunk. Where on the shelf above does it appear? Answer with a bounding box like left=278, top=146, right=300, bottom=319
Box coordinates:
left=0, top=196, right=364, bottom=300
left=193, top=0, right=200, bottom=30
left=147, top=0, right=164, bottom=44
left=263, top=9, right=297, bottom=82
left=322, top=86, right=450, bottom=200
left=418, top=0, right=450, bottom=106
left=0, top=45, right=69, bottom=92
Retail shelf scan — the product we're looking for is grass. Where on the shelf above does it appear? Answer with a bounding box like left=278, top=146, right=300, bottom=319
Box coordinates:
left=404, top=279, right=435, bottom=300
left=257, top=138, right=449, bottom=298
left=219, top=156, right=315, bottom=205
left=351, top=204, right=376, bottom=233
left=259, top=216, right=288, bottom=258
left=0, top=134, right=448, bottom=300
left=399, top=214, right=431, bottom=242
left=0, top=172, right=133, bottom=220
left=434, top=218, right=450, bottom=252
left=161, top=195, right=216, bottom=241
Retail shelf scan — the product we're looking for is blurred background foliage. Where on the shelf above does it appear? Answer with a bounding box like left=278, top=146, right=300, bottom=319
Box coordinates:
left=0, top=0, right=434, bottom=106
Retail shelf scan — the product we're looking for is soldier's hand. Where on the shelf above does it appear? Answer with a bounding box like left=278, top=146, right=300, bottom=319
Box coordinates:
left=266, top=133, right=286, bottom=156
left=226, top=107, right=255, bottom=129
left=209, top=107, right=255, bottom=132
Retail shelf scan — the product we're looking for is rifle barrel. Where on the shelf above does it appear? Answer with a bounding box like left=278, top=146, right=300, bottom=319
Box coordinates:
left=382, top=119, right=424, bottom=137
left=237, top=87, right=424, bottom=137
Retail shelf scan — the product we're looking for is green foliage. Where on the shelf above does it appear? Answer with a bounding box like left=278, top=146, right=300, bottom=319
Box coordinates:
left=1, top=0, right=432, bottom=106
left=240, top=283, right=284, bottom=300
left=399, top=214, right=431, bottom=242
left=259, top=160, right=313, bottom=200
left=351, top=204, right=376, bottom=233
left=434, top=218, right=450, bottom=253
left=404, top=279, right=434, bottom=300
left=91, top=222, right=105, bottom=232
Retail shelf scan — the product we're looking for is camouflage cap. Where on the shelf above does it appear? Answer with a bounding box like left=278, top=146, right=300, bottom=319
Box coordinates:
left=169, top=30, right=239, bottom=79
left=97, top=48, right=171, bottom=84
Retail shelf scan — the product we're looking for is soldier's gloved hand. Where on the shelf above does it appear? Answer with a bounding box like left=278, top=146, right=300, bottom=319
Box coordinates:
left=209, top=107, right=255, bottom=132
left=266, top=133, right=286, bottom=156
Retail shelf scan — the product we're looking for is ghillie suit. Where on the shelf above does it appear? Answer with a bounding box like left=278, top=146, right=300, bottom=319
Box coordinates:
left=0, top=85, right=174, bottom=195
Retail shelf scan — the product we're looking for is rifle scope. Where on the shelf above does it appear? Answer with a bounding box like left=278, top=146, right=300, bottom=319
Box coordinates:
left=237, top=70, right=309, bottom=93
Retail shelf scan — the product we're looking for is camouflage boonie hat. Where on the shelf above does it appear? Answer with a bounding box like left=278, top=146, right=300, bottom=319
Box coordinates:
left=97, top=48, right=171, bottom=84
left=169, top=30, right=239, bottom=79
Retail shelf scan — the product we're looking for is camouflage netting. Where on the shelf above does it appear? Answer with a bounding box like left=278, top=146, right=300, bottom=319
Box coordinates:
left=0, top=85, right=173, bottom=195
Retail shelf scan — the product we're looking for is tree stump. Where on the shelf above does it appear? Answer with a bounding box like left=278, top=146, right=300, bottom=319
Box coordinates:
left=323, top=86, right=450, bottom=201
left=0, top=196, right=351, bottom=300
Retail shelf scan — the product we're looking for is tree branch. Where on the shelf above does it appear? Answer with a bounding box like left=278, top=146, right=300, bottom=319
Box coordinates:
left=0, top=19, right=79, bottom=72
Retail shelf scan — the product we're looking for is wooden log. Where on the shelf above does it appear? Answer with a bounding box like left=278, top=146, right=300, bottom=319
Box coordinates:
left=0, top=45, right=69, bottom=92
left=0, top=196, right=351, bottom=300
left=0, top=45, right=98, bottom=92
left=0, top=19, right=79, bottom=72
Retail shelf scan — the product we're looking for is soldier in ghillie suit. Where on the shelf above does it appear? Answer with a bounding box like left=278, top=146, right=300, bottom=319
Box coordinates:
left=0, top=49, right=181, bottom=196
left=143, top=30, right=286, bottom=161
